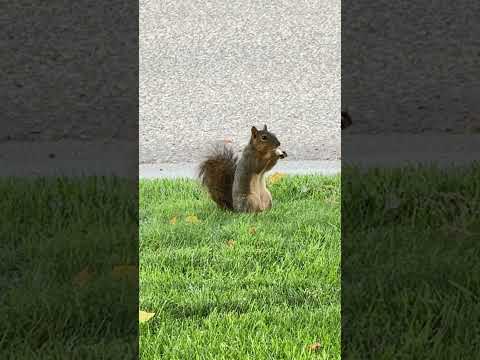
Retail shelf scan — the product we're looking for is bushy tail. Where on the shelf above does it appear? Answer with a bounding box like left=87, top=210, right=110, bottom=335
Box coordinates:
left=198, top=144, right=238, bottom=210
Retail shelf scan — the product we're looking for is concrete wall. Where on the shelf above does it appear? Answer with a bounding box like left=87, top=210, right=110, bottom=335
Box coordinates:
left=140, top=0, right=340, bottom=163
left=4, top=1, right=137, bottom=141
left=343, top=0, right=480, bottom=134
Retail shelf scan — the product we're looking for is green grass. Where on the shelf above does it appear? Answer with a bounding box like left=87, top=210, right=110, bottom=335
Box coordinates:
left=0, top=177, right=138, bottom=359
left=139, top=175, right=341, bottom=360
left=342, top=164, right=480, bottom=359
left=6, top=164, right=475, bottom=359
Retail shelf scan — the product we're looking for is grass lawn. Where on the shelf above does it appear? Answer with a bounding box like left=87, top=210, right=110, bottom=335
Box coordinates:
left=2, top=164, right=478, bottom=358
left=139, top=175, right=341, bottom=359
left=343, top=164, right=480, bottom=359
left=0, top=178, right=138, bottom=359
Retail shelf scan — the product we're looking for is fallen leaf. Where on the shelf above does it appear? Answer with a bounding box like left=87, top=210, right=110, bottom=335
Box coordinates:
left=186, top=215, right=200, bottom=224
left=226, top=239, right=236, bottom=248
left=72, top=266, right=94, bottom=288
left=307, top=342, right=322, bottom=352
left=249, top=227, right=256, bottom=235
left=111, top=265, right=138, bottom=285
left=139, top=310, right=155, bottom=323
left=169, top=216, right=177, bottom=225
left=268, top=172, right=286, bottom=184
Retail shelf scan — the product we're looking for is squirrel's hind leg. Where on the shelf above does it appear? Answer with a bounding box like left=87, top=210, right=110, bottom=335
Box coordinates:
left=259, top=188, right=272, bottom=210
left=258, top=174, right=272, bottom=210
left=233, top=194, right=263, bottom=213
left=266, top=190, right=273, bottom=210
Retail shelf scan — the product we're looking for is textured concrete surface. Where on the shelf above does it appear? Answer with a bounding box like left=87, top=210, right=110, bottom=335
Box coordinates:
left=1, top=136, right=475, bottom=177
left=342, top=134, right=480, bottom=167
left=343, top=0, right=480, bottom=134
left=0, top=141, right=137, bottom=178
left=3, top=1, right=138, bottom=141
left=140, top=0, right=340, bottom=164
left=141, top=134, right=479, bottom=178
left=140, top=160, right=340, bottom=179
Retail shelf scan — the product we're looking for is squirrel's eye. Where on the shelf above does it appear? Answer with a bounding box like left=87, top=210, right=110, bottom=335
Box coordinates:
left=261, top=135, right=267, bottom=141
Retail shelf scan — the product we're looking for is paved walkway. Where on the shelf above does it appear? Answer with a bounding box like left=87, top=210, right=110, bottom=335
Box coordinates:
left=0, top=135, right=477, bottom=177
left=140, top=160, right=340, bottom=179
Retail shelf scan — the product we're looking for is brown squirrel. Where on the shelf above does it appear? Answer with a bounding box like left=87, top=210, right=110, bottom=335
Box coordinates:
left=199, top=125, right=287, bottom=213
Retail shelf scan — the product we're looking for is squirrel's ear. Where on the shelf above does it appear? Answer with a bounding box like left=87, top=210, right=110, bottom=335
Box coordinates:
left=251, top=126, right=258, bottom=138
left=263, top=124, right=268, bottom=131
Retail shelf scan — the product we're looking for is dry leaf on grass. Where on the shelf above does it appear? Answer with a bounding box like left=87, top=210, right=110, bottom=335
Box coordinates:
left=169, top=216, right=177, bottom=225
left=268, top=172, right=286, bottom=184
left=186, top=215, right=200, bottom=224
left=226, top=239, right=236, bottom=248
left=139, top=310, right=155, bottom=323
left=111, top=265, right=138, bottom=285
left=307, top=342, right=322, bottom=352
left=72, top=266, right=94, bottom=288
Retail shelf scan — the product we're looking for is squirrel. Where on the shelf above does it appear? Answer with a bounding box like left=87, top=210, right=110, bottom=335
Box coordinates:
left=199, top=125, right=287, bottom=213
